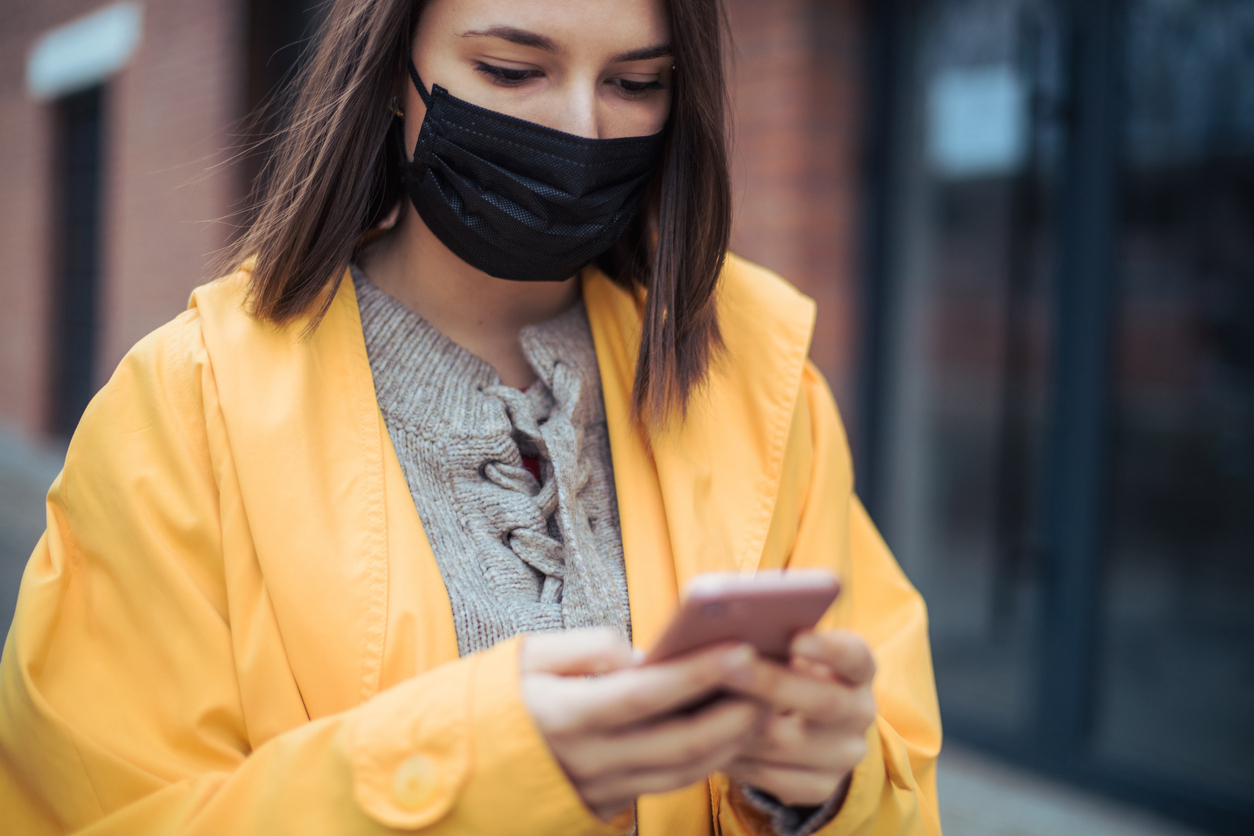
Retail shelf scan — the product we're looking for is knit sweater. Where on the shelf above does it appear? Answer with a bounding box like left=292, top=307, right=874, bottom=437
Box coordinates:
left=353, top=267, right=840, bottom=836
left=353, top=266, right=632, bottom=656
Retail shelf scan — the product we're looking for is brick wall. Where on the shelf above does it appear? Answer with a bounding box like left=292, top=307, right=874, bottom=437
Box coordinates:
left=726, top=0, right=865, bottom=411
left=102, top=0, right=246, bottom=379
left=0, top=0, right=245, bottom=438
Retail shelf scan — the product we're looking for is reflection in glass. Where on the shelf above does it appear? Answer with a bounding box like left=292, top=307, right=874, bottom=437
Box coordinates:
left=879, top=0, right=1063, bottom=735
left=1094, top=0, right=1254, bottom=798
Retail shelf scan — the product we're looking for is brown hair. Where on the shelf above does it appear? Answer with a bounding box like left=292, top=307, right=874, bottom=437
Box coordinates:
left=230, top=0, right=731, bottom=422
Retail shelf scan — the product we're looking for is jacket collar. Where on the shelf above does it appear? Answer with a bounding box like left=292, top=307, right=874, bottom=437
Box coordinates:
left=192, top=270, right=397, bottom=718
left=582, top=256, right=816, bottom=647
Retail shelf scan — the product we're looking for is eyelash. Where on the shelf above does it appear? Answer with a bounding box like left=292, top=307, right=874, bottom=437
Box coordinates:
left=473, top=62, right=666, bottom=98
left=613, top=78, right=666, bottom=99
left=474, top=63, right=538, bottom=86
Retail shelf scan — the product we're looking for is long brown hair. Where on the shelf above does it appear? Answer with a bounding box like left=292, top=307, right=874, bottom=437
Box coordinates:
left=230, top=0, right=731, bottom=422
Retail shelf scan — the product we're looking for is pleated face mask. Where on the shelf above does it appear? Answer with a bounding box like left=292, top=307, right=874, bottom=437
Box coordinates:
left=399, top=60, right=668, bottom=282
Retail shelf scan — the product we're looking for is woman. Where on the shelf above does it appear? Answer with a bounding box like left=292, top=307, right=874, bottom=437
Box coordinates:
left=0, top=0, right=941, bottom=833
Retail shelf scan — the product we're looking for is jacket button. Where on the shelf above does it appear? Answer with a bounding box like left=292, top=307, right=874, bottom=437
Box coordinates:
left=393, top=753, right=439, bottom=811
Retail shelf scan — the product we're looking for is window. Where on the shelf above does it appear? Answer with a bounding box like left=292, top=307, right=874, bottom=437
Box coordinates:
left=862, top=0, right=1254, bottom=831
left=49, top=85, right=105, bottom=437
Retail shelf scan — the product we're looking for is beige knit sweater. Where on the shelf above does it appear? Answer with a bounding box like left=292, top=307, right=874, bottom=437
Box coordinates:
left=353, top=266, right=632, bottom=656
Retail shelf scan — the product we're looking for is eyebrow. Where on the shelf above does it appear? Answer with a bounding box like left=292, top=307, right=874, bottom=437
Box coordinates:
left=459, top=26, right=673, bottom=64
left=460, top=27, right=559, bottom=53
left=611, top=44, right=673, bottom=63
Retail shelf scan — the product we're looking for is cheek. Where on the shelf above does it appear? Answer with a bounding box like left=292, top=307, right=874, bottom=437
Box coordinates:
left=650, top=92, right=673, bottom=133
left=605, top=93, right=672, bottom=140
left=403, top=86, right=428, bottom=152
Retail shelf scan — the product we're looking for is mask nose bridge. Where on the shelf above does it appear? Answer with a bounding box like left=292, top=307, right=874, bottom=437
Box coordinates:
left=408, top=59, right=620, bottom=141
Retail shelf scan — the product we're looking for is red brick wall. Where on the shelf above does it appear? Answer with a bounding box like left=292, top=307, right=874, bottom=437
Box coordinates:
left=0, top=2, right=61, bottom=437
left=0, top=0, right=245, bottom=439
left=725, top=0, right=865, bottom=410
left=102, top=0, right=246, bottom=379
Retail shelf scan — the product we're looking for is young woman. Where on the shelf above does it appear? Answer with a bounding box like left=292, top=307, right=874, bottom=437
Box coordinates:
left=0, top=0, right=941, bottom=834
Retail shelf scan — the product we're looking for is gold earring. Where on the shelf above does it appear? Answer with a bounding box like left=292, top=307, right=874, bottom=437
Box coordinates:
left=390, top=96, right=404, bottom=118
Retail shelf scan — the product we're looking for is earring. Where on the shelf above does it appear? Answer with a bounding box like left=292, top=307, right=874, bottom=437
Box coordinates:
left=390, top=96, right=404, bottom=118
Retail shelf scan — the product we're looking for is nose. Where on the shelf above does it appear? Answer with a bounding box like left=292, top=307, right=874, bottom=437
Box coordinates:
left=555, top=80, right=601, bottom=139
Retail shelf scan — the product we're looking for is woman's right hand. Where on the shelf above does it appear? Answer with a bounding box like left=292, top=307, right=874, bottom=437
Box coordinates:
left=520, top=628, right=764, bottom=822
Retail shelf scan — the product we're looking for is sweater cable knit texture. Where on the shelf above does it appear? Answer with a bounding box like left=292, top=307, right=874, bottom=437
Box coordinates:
left=353, top=266, right=631, bottom=656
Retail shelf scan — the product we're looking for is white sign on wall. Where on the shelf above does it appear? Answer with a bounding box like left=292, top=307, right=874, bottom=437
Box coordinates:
left=927, top=63, right=1028, bottom=179
left=27, top=2, right=144, bottom=101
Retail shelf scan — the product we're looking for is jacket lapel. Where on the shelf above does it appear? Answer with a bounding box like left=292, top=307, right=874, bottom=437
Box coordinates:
left=583, top=257, right=817, bottom=649
left=583, top=257, right=816, bottom=836
left=193, top=270, right=402, bottom=718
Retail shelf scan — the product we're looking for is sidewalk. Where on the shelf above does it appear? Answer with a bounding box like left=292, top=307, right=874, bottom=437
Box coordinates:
left=938, top=745, right=1206, bottom=835
left=0, top=434, right=1213, bottom=835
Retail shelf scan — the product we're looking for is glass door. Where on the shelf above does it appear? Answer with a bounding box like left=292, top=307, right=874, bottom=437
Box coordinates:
left=864, top=0, right=1254, bottom=830
left=1093, top=0, right=1254, bottom=805
left=870, top=0, right=1066, bottom=740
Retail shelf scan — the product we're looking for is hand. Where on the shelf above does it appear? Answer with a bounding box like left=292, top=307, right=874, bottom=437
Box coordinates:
left=722, top=630, right=877, bottom=807
left=520, top=628, right=765, bottom=822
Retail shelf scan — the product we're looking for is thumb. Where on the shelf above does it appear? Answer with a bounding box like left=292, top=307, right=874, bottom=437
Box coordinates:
left=520, top=627, right=636, bottom=676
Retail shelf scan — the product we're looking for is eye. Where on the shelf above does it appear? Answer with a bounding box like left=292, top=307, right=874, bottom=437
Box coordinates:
left=475, top=62, right=541, bottom=87
left=610, top=78, right=666, bottom=99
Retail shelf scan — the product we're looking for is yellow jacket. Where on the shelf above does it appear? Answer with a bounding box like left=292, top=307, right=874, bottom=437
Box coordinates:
left=0, top=255, right=941, bottom=835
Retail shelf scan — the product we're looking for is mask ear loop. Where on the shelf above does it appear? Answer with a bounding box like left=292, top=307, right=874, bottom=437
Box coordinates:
left=395, top=64, right=426, bottom=169
left=407, top=59, right=434, bottom=108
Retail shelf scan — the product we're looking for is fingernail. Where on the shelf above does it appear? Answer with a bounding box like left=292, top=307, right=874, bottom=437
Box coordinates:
left=722, top=645, right=755, bottom=671
left=794, top=635, right=822, bottom=657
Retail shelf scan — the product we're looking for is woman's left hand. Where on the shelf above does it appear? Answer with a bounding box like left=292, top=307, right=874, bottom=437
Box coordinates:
left=721, top=630, right=878, bottom=808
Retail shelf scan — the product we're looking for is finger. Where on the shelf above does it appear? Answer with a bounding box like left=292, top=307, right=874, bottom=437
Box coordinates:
left=569, top=644, right=757, bottom=728
left=725, top=658, right=856, bottom=723
left=520, top=628, right=636, bottom=675
left=740, top=712, right=815, bottom=762
left=790, top=655, right=836, bottom=682
left=791, top=631, right=876, bottom=686
left=585, top=733, right=749, bottom=804
left=563, top=697, right=761, bottom=779
left=739, top=715, right=865, bottom=773
left=725, top=760, right=846, bottom=807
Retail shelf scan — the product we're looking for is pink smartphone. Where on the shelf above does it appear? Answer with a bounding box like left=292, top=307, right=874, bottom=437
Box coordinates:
left=646, top=569, right=841, bottom=663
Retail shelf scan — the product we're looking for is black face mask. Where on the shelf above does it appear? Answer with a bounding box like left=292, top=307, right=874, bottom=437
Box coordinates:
left=399, top=61, right=667, bottom=282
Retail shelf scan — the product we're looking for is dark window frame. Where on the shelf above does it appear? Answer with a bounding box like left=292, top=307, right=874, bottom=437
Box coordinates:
left=47, top=84, right=106, bottom=438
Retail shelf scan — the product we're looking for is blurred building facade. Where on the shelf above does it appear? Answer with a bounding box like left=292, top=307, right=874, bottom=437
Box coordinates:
left=1, top=0, right=245, bottom=437
left=0, top=0, right=1249, bottom=833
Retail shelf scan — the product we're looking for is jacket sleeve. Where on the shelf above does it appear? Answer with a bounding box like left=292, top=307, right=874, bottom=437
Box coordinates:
left=0, top=311, right=618, bottom=836
left=712, top=361, right=943, bottom=836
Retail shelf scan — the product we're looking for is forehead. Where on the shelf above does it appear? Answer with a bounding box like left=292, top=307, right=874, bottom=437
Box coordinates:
left=421, top=0, right=672, bottom=52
